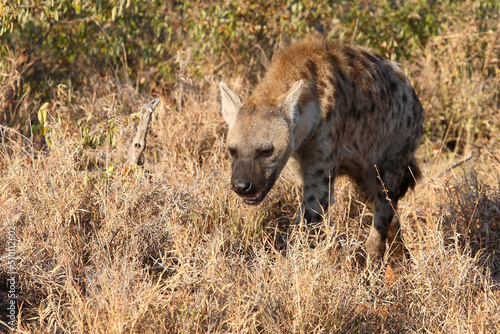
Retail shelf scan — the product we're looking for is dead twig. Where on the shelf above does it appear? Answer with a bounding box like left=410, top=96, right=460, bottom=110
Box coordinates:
left=434, top=153, right=474, bottom=178
left=125, top=98, right=160, bottom=167
left=175, top=49, right=193, bottom=112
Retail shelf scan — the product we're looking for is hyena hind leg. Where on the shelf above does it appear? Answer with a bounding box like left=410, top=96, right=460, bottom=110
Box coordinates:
left=385, top=159, right=421, bottom=262
left=365, top=191, right=398, bottom=261
left=365, top=164, right=418, bottom=262
left=386, top=216, right=410, bottom=262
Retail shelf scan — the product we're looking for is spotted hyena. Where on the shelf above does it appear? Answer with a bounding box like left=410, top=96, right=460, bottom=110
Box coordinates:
left=220, top=35, right=423, bottom=260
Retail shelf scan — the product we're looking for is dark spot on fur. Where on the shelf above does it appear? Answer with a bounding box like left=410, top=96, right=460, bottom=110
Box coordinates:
left=315, top=168, right=325, bottom=177
left=367, top=90, right=374, bottom=103
left=389, top=80, right=398, bottom=93
left=370, top=102, right=376, bottom=114
left=335, top=85, right=346, bottom=101
left=320, top=193, right=329, bottom=207
left=350, top=103, right=360, bottom=120
left=306, top=60, right=318, bottom=79
left=362, top=51, right=379, bottom=64
left=351, top=81, right=357, bottom=94
left=381, top=69, right=391, bottom=83
left=322, top=176, right=330, bottom=185
left=326, top=102, right=334, bottom=121
left=345, top=47, right=357, bottom=60
left=306, top=60, right=323, bottom=103
left=402, top=93, right=408, bottom=103
left=348, top=57, right=356, bottom=69
left=306, top=195, right=316, bottom=203
left=352, top=72, right=363, bottom=86
left=335, top=79, right=345, bottom=98
left=338, top=69, right=347, bottom=83
left=328, top=53, right=340, bottom=65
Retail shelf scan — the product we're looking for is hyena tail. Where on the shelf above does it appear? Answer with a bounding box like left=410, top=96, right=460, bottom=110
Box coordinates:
left=400, top=157, right=422, bottom=198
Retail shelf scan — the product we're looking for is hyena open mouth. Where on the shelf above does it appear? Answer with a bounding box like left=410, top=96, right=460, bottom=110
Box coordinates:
left=241, top=171, right=278, bottom=205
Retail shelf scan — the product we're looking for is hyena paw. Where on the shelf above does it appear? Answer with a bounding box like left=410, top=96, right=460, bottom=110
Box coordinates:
left=365, top=236, right=386, bottom=262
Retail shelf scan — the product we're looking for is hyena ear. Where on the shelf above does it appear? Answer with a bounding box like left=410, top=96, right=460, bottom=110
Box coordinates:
left=282, top=80, right=303, bottom=128
left=220, top=82, right=242, bottom=127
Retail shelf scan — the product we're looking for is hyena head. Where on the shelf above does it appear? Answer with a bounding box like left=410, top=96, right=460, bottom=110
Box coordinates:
left=220, top=80, right=303, bottom=205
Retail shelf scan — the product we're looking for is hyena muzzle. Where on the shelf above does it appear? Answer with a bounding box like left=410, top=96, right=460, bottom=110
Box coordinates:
left=220, top=35, right=423, bottom=260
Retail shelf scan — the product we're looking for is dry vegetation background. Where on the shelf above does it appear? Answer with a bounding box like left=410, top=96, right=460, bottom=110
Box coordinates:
left=1, top=0, right=499, bottom=333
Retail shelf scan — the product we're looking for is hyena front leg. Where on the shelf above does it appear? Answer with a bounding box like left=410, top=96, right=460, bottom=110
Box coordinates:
left=299, top=165, right=336, bottom=225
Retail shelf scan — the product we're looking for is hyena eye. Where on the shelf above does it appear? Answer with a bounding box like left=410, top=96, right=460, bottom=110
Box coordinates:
left=228, top=148, right=237, bottom=158
left=258, top=147, right=274, bottom=158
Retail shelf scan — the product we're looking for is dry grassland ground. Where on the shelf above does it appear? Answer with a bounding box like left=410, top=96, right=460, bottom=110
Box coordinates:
left=1, top=31, right=500, bottom=333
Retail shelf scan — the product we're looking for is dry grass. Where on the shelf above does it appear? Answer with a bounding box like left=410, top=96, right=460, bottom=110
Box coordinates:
left=1, top=26, right=500, bottom=334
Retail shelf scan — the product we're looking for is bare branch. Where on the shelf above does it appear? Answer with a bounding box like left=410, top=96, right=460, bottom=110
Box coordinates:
left=434, top=153, right=474, bottom=178
left=126, top=98, right=160, bottom=167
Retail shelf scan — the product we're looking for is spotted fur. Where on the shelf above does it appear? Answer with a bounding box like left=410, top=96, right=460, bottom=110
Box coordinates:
left=220, top=35, right=423, bottom=260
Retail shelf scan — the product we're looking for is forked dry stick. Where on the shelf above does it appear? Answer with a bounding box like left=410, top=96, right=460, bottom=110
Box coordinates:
left=126, top=98, right=160, bottom=166
left=374, top=165, right=399, bottom=217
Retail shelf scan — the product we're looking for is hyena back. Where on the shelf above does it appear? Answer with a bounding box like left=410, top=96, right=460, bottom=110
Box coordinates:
left=220, top=35, right=423, bottom=260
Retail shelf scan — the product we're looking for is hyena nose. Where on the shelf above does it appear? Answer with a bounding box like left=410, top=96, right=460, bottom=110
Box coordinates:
left=233, top=179, right=253, bottom=195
